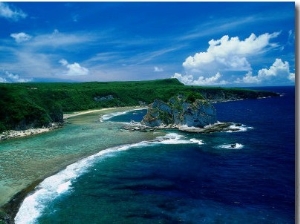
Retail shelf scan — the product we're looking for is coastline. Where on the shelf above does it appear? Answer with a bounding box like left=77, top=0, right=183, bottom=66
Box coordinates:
left=0, top=106, right=145, bottom=224
left=63, top=107, right=118, bottom=119
left=0, top=92, right=282, bottom=223
left=0, top=106, right=144, bottom=142
left=0, top=123, right=62, bottom=142
left=1, top=179, right=43, bottom=224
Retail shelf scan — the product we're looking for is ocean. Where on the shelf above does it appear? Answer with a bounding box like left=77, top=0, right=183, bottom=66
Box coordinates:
left=14, top=86, right=295, bottom=224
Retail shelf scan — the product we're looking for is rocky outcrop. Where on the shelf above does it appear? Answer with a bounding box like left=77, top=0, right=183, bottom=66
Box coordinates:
left=141, top=94, right=217, bottom=128
left=198, top=88, right=280, bottom=102
left=122, top=121, right=244, bottom=134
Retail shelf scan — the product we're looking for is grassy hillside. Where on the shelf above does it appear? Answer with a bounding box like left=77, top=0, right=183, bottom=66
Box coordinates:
left=0, top=78, right=278, bottom=132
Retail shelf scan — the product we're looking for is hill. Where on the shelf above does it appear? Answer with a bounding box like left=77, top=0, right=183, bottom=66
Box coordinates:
left=0, top=78, right=279, bottom=132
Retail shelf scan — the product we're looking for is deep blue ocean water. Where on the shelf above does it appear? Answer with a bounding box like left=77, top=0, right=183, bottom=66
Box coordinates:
left=15, top=86, right=295, bottom=224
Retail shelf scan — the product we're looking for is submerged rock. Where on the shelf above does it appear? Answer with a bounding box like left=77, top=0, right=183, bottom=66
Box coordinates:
left=141, top=94, right=217, bottom=128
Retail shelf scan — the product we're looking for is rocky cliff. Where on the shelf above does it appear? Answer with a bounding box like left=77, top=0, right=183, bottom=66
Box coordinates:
left=197, top=88, right=279, bottom=102
left=141, top=94, right=217, bottom=128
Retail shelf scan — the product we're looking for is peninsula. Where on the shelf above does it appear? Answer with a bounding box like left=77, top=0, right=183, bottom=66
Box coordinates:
left=0, top=78, right=279, bottom=136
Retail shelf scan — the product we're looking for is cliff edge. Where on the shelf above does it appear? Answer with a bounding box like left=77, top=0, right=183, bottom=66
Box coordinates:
left=142, top=94, right=217, bottom=128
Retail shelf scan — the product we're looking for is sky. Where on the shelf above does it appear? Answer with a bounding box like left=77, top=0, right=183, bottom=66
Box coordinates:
left=0, top=1, right=296, bottom=86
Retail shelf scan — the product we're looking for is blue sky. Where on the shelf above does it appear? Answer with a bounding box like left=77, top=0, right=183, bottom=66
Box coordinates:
left=0, top=1, right=295, bottom=86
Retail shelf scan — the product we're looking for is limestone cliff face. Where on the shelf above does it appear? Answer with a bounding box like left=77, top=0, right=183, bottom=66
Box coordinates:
left=142, top=95, right=217, bottom=128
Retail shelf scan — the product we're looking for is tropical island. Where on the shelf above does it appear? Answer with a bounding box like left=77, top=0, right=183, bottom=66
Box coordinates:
left=0, top=78, right=279, bottom=139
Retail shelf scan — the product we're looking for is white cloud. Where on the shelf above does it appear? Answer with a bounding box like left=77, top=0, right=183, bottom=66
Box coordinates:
left=171, top=32, right=294, bottom=86
left=0, top=76, right=7, bottom=83
left=183, top=32, right=279, bottom=73
left=179, top=17, right=257, bottom=41
left=288, top=73, right=295, bottom=82
left=172, top=73, right=193, bottom=84
left=15, top=51, right=55, bottom=77
left=59, top=59, right=68, bottom=66
left=59, top=59, right=89, bottom=76
left=0, top=2, right=27, bottom=21
left=7, top=72, right=32, bottom=82
left=26, top=30, right=97, bottom=49
left=173, top=72, right=227, bottom=86
left=235, top=59, right=295, bottom=84
left=0, top=71, right=32, bottom=83
left=286, top=30, right=295, bottom=47
left=135, top=46, right=183, bottom=65
left=154, top=66, right=163, bottom=72
left=0, top=30, right=97, bottom=81
left=10, top=32, right=32, bottom=43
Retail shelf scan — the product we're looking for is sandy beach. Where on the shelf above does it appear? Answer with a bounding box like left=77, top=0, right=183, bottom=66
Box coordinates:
left=63, top=107, right=117, bottom=119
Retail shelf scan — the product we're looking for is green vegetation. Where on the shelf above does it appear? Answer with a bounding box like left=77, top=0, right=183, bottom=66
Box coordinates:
left=0, top=78, right=279, bottom=132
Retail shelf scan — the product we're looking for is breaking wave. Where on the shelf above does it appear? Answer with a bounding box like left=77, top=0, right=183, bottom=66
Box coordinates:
left=100, top=111, right=129, bottom=122
left=14, top=133, right=203, bottom=224
left=100, top=108, right=145, bottom=122
left=226, top=124, right=253, bottom=132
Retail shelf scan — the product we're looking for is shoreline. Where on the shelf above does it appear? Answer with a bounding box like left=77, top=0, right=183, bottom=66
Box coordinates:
left=1, top=179, right=43, bottom=224
left=0, top=123, right=63, bottom=142
left=63, top=107, right=118, bottom=119
left=0, top=106, right=145, bottom=224
left=0, top=106, right=144, bottom=142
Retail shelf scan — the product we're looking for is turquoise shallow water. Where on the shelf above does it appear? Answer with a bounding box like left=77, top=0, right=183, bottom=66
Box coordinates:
left=0, top=107, right=160, bottom=206
left=14, top=87, right=295, bottom=224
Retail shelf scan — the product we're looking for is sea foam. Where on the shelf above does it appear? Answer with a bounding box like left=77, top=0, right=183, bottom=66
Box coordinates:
left=156, top=133, right=194, bottom=144
left=14, top=132, right=203, bottom=224
left=100, top=111, right=129, bottom=122
left=226, top=124, right=253, bottom=132
left=100, top=108, right=145, bottom=122
left=190, top=138, right=205, bottom=145
left=218, top=143, right=244, bottom=149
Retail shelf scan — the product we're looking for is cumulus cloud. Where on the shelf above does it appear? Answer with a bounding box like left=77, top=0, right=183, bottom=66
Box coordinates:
left=59, top=59, right=89, bottom=76
left=0, top=2, right=27, bottom=21
left=173, top=72, right=227, bottom=86
left=10, top=32, right=32, bottom=43
left=154, top=66, right=163, bottom=72
left=183, top=32, right=279, bottom=74
left=0, top=77, right=7, bottom=83
left=235, top=59, right=295, bottom=84
left=0, top=29, right=96, bottom=81
left=172, top=32, right=295, bottom=86
left=0, top=71, right=32, bottom=83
